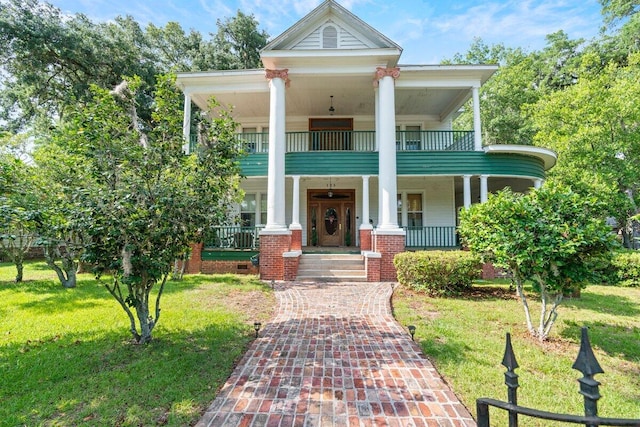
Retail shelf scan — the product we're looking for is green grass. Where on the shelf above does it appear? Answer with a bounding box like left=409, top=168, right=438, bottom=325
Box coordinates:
left=0, top=261, right=275, bottom=427
left=393, top=280, right=640, bottom=426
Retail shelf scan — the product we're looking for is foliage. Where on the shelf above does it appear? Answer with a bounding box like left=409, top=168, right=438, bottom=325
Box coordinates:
left=0, top=261, right=275, bottom=426
left=448, top=32, right=585, bottom=145
left=0, top=153, right=41, bottom=282
left=611, top=250, right=640, bottom=287
left=213, top=11, right=269, bottom=70
left=47, top=74, right=243, bottom=343
left=458, top=184, right=618, bottom=340
left=529, top=53, right=640, bottom=247
left=0, top=0, right=269, bottom=133
left=394, top=250, right=481, bottom=296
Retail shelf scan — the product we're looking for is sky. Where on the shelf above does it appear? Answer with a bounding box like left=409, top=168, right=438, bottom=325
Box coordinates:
left=47, top=0, right=605, bottom=64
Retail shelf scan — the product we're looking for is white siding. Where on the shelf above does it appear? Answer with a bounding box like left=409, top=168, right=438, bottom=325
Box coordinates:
left=424, top=177, right=455, bottom=226
left=291, top=23, right=368, bottom=49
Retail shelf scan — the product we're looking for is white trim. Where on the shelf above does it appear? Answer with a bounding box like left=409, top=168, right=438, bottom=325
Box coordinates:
left=483, top=145, right=557, bottom=170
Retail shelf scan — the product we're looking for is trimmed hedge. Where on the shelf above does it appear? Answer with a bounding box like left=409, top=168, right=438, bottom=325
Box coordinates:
left=611, top=251, right=640, bottom=287
left=394, top=250, right=482, bottom=296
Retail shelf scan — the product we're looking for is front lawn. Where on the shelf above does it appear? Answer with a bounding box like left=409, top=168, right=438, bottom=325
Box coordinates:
left=393, top=280, right=640, bottom=426
left=0, top=261, right=275, bottom=426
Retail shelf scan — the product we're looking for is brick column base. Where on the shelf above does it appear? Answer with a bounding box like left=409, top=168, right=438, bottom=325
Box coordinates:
left=185, top=242, right=203, bottom=274
left=290, top=227, right=302, bottom=251
left=259, top=231, right=292, bottom=281
left=374, top=232, right=406, bottom=281
left=284, top=251, right=301, bottom=281
left=359, top=227, right=373, bottom=252
left=364, top=252, right=381, bottom=282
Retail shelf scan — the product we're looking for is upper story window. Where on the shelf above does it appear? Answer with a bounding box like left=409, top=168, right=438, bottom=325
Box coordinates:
left=322, top=25, right=338, bottom=49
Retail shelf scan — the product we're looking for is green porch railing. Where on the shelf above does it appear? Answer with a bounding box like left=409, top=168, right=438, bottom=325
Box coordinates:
left=189, top=130, right=474, bottom=153
left=403, top=226, right=459, bottom=248
left=396, top=130, right=474, bottom=151
left=204, top=226, right=264, bottom=250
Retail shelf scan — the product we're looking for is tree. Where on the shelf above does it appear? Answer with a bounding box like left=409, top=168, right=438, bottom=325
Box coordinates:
left=0, top=153, right=41, bottom=282
left=213, top=11, right=269, bottom=70
left=529, top=53, right=640, bottom=246
left=448, top=32, right=585, bottom=146
left=48, top=73, right=242, bottom=343
left=458, top=184, right=617, bottom=341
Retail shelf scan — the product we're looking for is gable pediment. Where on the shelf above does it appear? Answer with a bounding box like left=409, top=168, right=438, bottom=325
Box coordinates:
left=262, top=0, right=401, bottom=53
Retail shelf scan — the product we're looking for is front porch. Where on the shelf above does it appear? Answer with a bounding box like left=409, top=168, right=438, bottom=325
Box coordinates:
left=200, top=225, right=459, bottom=252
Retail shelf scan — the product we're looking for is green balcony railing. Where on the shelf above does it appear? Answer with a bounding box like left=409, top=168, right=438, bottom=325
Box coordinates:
left=189, top=130, right=474, bottom=154
left=403, top=226, right=459, bottom=248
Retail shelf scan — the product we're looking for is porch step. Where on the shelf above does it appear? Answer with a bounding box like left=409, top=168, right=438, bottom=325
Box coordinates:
left=296, top=253, right=366, bottom=282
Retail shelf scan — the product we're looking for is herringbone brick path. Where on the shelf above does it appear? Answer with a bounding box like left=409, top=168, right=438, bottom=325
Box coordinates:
left=196, top=282, right=475, bottom=427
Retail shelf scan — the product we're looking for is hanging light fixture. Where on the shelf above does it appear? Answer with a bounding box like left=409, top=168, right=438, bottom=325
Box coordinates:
left=328, top=177, right=335, bottom=198
left=328, top=95, right=335, bottom=115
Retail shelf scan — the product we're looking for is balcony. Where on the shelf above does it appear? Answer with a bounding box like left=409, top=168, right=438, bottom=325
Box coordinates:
left=189, top=130, right=474, bottom=153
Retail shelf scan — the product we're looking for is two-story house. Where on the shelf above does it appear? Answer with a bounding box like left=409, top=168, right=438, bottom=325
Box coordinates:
left=176, top=0, right=556, bottom=281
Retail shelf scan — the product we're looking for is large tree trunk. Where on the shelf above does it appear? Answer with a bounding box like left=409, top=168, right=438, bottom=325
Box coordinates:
left=44, top=245, right=78, bottom=288
left=15, top=260, right=24, bottom=283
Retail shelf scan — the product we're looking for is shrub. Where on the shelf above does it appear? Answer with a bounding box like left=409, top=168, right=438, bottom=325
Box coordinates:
left=611, top=251, right=640, bottom=287
left=394, top=250, right=482, bottom=296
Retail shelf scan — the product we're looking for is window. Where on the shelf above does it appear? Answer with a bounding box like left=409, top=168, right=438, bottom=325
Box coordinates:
left=242, top=127, right=257, bottom=153
left=260, top=196, right=267, bottom=225
left=407, top=193, right=423, bottom=226
left=322, top=25, right=338, bottom=49
left=240, top=193, right=267, bottom=226
left=240, top=194, right=256, bottom=226
left=397, top=193, right=423, bottom=226
left=406, top=126, right=421, bottom=150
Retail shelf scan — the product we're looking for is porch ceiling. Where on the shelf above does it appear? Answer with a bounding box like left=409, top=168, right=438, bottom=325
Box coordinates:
left=177, top=66, right=497, bottom=123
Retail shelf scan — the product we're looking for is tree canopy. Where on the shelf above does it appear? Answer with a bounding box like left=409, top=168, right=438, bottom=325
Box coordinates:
left=459, top=184, right=617, bottom=340
left=0, top=0, right=269, bottom=132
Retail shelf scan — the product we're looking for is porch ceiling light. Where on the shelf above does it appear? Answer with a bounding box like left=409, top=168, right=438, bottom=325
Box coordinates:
left=328, top=95, right=335, bottom=115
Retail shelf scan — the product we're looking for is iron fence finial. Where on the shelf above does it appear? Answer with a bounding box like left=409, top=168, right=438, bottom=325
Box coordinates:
left=572, top=327, right=604, bottom=420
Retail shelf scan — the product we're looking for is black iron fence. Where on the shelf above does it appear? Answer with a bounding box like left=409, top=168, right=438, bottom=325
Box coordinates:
left=477, top=328, right=640, bottom=427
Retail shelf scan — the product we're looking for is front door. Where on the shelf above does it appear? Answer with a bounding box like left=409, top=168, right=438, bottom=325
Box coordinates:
left=320, top=204, right=341, bottom=246
left=308, top=190, right=355, bottom=247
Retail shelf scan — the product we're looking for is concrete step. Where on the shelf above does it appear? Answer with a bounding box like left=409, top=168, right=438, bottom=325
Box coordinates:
left=296, top=253, right=366, bottom=282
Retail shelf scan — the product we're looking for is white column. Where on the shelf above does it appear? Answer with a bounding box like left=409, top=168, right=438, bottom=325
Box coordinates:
left=463, top=175, right=472, bottom=208
left=533, top=178, right=543, bottom=189
left=375, top=67, right=402, bottom=231
left=374, top=87, right=380, bottom=152
left=472, top=86, right=482, bottom=151
left=182, top=93, right=191, bottom=154
left=480, top=174, right=489, bottom=203
left=361, top=175, right=372, bottom=229
left=264, top=69, right=289, bottom=231
left=290, top=175, right=301, bottom=229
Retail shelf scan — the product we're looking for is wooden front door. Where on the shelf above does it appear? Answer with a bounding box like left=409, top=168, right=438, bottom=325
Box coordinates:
left=308, top=190, right=355, bottom=247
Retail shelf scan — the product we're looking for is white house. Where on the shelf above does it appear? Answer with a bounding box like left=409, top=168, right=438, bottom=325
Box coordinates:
left=176, top=0, right=556, bottom=281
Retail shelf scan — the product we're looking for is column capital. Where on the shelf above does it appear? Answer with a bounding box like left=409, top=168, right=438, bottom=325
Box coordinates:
left=265, top=68, right=290, bottom=87
left=373, top=67, right=400, bottom=87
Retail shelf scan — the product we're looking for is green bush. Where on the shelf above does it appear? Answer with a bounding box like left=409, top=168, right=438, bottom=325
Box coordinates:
left=394, top=250, right=482, bottom=296
left=611, top=250, right=640, bottom=287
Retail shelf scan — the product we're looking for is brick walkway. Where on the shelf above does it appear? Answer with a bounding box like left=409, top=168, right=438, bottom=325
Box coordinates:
left=196, top=282, right=476, bottom=427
